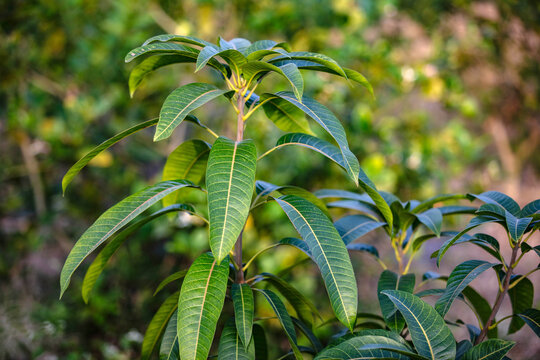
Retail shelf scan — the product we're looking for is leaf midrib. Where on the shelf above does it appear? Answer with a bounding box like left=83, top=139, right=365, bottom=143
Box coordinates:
left=192, top=260, right=217, bottom=358
left=217, top=141, right=238, bottom=260
left=441, top=262, right=491, bottom=315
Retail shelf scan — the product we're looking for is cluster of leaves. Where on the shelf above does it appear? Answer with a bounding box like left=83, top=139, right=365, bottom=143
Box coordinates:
left=60, top=34, right=539, bottom=359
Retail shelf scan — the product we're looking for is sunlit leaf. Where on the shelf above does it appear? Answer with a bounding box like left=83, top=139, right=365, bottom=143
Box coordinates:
left=262, top=99, right=314, bottom=134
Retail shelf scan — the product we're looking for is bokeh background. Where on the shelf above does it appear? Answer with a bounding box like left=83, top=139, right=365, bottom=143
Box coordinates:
left=1, top=0, right=539, bottom=359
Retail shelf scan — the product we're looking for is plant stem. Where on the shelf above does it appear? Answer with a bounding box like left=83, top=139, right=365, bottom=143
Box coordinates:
left=475, top=242, right=520, bottom=344
left=234, top=92, right=246, bottom=283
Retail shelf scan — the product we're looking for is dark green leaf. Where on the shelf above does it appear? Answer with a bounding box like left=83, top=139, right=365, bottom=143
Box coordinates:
left=346, top=243, right=379, bottom=258
left=278, top=238, right=313, bottom=260
left=505, top=211, right=532, bottom=241
left=377, top=271, right=415, bottom=332
left=468, top=191, right=520, bottom=216
left=462, top=339, right=515, bottom=360
left=508, top=277, right=533, bottom=333
left=415, top=208, right=443, bottom=236
left=125, top=42, right=197, bottom=63
left=232, top=283, right=254, bottom=349
left=291, top=317, right=323, bottom=352
left=142, top=34, right=214, bottom=47
left=252, top=324, right=268, bottom=360
left=159, top=309, right=179, bottom=360
left=335, top=215, right=386, bottom=245
left=142, top=291, right=179, bottom=360
left=217, top=318, right=255, bottom=360
left=315, top=335, right=415, bottom=360
left=520, top=199, right=540, bottom=217
left=154, top=269, right=188, bottom=296
left=412, top=194, right=468, bottom=214
left=262, top=99, right=314, bottom=134
left=518, top=308, right=540, bottom=337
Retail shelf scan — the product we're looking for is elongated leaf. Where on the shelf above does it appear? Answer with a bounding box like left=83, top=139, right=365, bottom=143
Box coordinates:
left=260, top=272, right=320, bottom=326
left=207, top=137, right=257, bottom=263
left=291, top=317, right=323, bottom=352
left=142, top=34, right=214, bottom=47
left=257, top=289, right=302, bottom=359
left=155, top=83, right=231, bottom=141
left=462, top=339, right=515, bottom=360
left=521, top=199, right=540, bottom=217
left=160, top=310, right=179, bottom=360
left=62, top=118, right=158, bottom=194
left=218, top=318, right=255, bottom=360
left=382, top=290, right=456, bottom=360
left=177, top=253, right=229, bottom=360
left=415, top=208, right=442, bottom=236
left=142, top=291, right=179, bottom=360
left=232, top=283, right=254, bottom=349
left=335, top=215, right=386, bottom=245
left=269, top=51, right=347, bottom=78
left=262, top=99, right=313, bottom=134
left=241, top=61, right=303, bottom=100
left=162, top=139, right=210, bottom=207
left=196, top=45, right=246, bottom=73
left=476, top=204, right=506, bottom=219
left=461, top=286, right=498, bottom=338
left=125, top=42, right=197, bottom=63
left=154, top=269, right=188, bottom=296
left=346, top=243, right=379, bottom=258
left=60, top=180, right=199, bottom=297
left=252, top=324, right=268, bottom=360
left=82, top=204, right=194, bottom=302
left=358, top=169, right=394, bottom=232
left=412, top=194, right=468, bottom=214
left=468, top=191, right=521, bottom=216
left=505, top=212, right=532, bottom=241
left=267, top=92, right=359, bottom=185
left=275, top=195, right=357, bottom=330
left=438, top=205, right=477, bottom=216
left=436, top=216, right=499, bottom=266
left=315, top=335, right=414, bottom=360
left=278, top=238, right=313, bottom=260
left=377, top=271, right=415, bottom=332
left=508, top=277, right=533, bottom=333
left=518, top=308, right=540, bottom=337
left=435, top=260, right=495, bottom=317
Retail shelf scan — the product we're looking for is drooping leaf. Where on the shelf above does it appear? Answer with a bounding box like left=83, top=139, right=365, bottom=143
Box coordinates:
left=155, top=83, right=232, bottom=141
left=159, top=309, right=179, bottom=360
left=382, top=290, right=456, bottom=360
left=252, top=324, right=268, bottom=360
left=262, top=99, right=313, bottom=134
left=346, top=243, right=379, bottom=258
left=520, top=199, right=540, bottom=217
left=217, top=318, right=255, bottom=360
left=415, top=208, right=442, bottom=236
left=411, top=194, right=468, bottom=214
left=468, top=191, right=521, bottom=216
left=435, top=260, right=495, bottom=317
left=162, top=139, right=211, bottom=207
left=461, top=339, right=515, bottom=360
left=141, top=291, right=179, bottom=360
left=125, top=42, right=197, bottom=63
left=154, top=269, right=188, bottom=296
left=461, top=286, right=498, bottom=338
left=207, top=137, right=257, bottom=263
left=256, top=289, right=302, bottom=359
left=60, top=180, right=199, bottom=297
left=518, top=308, right=540, bottom=337
left=62, top=118, right=158, bottom=194
left=508, top=277, right=533, bottom=333
left=476, top=204, right=506, bottom=219
left=335, top=215, right=386, bottom=245
left=377, top=271, right=415, bottom=332
left=269, top=51, right=347, bottom=78
left=241, top=61, right=303, bottom=100
left=275, top=195, right=358, bottom=331
left=232, top=283, right=255, bottom=349
left=265, top=92, right=359, bottom=185
left=358, top=169, right=394, bottom=232
left=82, top=204, right=194, bottom=303
left=278, top=238, right=314, bottom=260
left=177, top=253, right=229, bottom=360
left=505, top=212, right=532, bottom=242
left=291, top=317, right=323, bottom=352
left=314, top=335, right=415, bottom=360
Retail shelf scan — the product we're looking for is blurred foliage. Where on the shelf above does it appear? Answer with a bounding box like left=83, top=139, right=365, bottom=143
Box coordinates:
left=1, top=0, right=538, bottom=358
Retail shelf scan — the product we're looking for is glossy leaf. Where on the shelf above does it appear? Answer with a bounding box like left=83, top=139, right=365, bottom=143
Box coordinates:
left=154, top=269, right=188, bottom=296
left=232, top=283, right=254, bottom=349
left=382, top=290, right=456, bottom=360
left=218, top=318, right=255, bottom=360
left=60, top=180, right=199, bottom=297
left=377, top=270, right=415, bottom=332
left=196, top=45, right=246, bottom=73
left=160, top=310, right=179, bottom=360
left=207, top=137, right=257, bottom=263
left=125, top=42, right=197, bottom=63
left=508, top=277, right=533, bottom=333
left=461, top=339, right=515, bottom=360
left=415, top=208, right=442, bottom=236
left=162, top=139, right=210, bottom=207
left=257, top=289, right=302, bottom=359
left=141, top=291, right=179, bottom=360
left=412, top=194, right=468, bottom=214
left=518, top=308, right=540, bottom=337
left=155, top=83, right=231, bottom=141
left=335, top=214, right=386, bottom=245
left=278, top=238, right=314, bottom=260
left=262, top=99, right=313, bottom=134
left=62, top=118, right=158, bottom=194
left=82, top=204, right=194, bottom=303
left=177, top=253, right=229, bottom=360
left=505, top=212, right=532, bottom=241
left=142, top=34, right=214, bottom=47
left=275, top=195, right=358, bottom=331
left=241, top=61, right=303, bottom=100
left=520, top=199, right=540, bottom=217
left=270, top=51, right=347, bottom=78
left=468, top=191, right=521, bottom=216
left=315, top=335, right=415, bottom=360
left=435, top=260, right=495, bottom=317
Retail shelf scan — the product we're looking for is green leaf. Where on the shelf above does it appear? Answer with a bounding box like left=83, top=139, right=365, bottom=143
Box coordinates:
left=508, top=277, right=533, bottom=333
left=177, top=253, right=229, bottom=360
left=259, top=272, right=321, bottom=326
left=461, top=339, right=515, bottom=360
left=82, top=204, right=194, bottom=303
left=315, top=335, right=416, bottom=360
left=125, top=42, right=198, bottom=63
left=520, top=199, right=540, bottom=217
left=162, top=139, right=211, bottom=207
left=266, top=92, right=359, bottom=185
left=62, top=118, right=158, bottom=194
left=278, top=238, right=313, bottom=260
left=377, top=270, right=415, bottom=332
left=468, top=191, right=521, bottom=216
left=412, top=194, right=468, bottom=214
left=154, top=269, right=188, bottom=296
left=291, top=317, right=323, bottom=352
left=335, top=215, right=386, bottom=245
left=358, top=169, right=394, bottom=232
left=60, top=180, right=199, bottom=297
left=505, top=211, right=532, bottom=241
left=155, top=83, right=232, bottom=141
left=252, top=324, right=268, bottom=360
left=231, top=283, right=254, bottom=349
left=256, top=289, right=302, bottom=360
left=241, top=61, right=303, bottom=100
left=218, top=318, right=255, bottom=360
left=346, top=243, right=379, bottom=258
left=461, top=286, right=498, bottom=338
left=435, top=260, right=495, bottom=317
left=207, top=137, right=257, bottom=263
left=518, top=308, right=540, bottom=337
left=476, top=204, right=506, bottom=219
left=160, top=310, right=179, bottom=360
left=142, top=34, right=214, bottom=47
left=141, top=291, right=179, bottom=360
left=415, top=208, right=442, bottom=236
left=275, top=195, right=358, bottom=331
left=196, top=45, right=246, bottom=73
left=262, top=100, right=314, bottom=135
left=382, top=290, right=456, bottom=360
left=270, top=51, right=347, bottom=78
